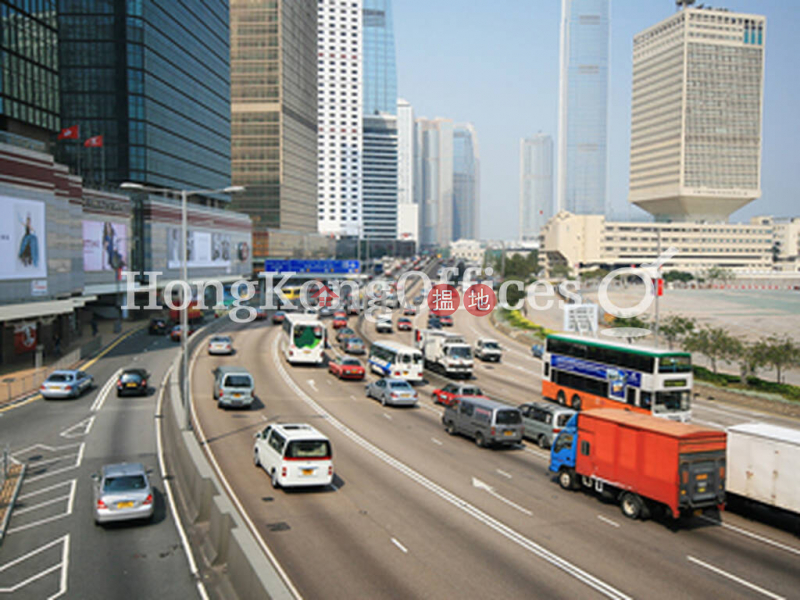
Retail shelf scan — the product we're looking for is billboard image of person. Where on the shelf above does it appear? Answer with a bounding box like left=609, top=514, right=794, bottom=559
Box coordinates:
left=0, top=196, right=47, bottom=280
left=83, top=221, right=127, bottom=271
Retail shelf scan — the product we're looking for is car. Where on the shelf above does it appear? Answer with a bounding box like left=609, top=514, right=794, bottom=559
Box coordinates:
left=428, top=315, right=442, bottom=329
left=440, top=315, right=454, bottom=327
left=169, top=325, right=194, bottom=341
left=403, top=305, right=417, bottom=316
left=442, top=398, right=523, bottom=448
left=254, top=423, right=334, bottom=489
left=255, top=309, right=268, bottom=321
left=213, top=366, right=255, bottom=409
left=336, top=327, right=356, bottom=343
left=432, top=383, right=484, bottom=407
left=272, top=311, right=286, bottom=324
left=414, top=294, right=425, bottom=306
left=319, top=306, right=334, bottom=318
left=148, top=317, right=168, bottom=335
left=531, top=343, right=544, bottom=359
left=347, top=303, right=361, bottom=316
left=375, top=318, right=393, bottom=334
left=328, top=356, right=365, bottom=380
left=519, top=402, right=576, bottom=449
left=208, top=335, right=233, bottom=355
left=333, top=310, right=347, bottom=319
left=116, top=369, right=149, bottom=397
left=397, top=317, right=412, bottom=331
left=474, top=338, right=502, bottom=362
left=342, top=336, right=366, bottom=354
left=365, top=378, right=419, bottom=407
left=40, top=370, right=94, bottom=399
left=332, top=316, right=348, bottom=329
left=92, top=462, right=154, bottom=524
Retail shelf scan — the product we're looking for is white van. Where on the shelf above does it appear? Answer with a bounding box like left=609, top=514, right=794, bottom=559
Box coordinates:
left=253, top=423, right=334, bottom=489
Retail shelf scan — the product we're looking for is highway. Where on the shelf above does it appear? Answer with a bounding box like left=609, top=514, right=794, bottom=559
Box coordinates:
left=187, top=269, right=800, bottom=600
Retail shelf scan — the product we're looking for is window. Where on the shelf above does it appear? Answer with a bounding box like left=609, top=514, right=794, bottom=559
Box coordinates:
left=460, top=402, right=474, bottom=417
left=269, top=432, right=286, bottom=453
left=553, top=433, right=573, bottom=453
left=626, top=387, right=637, bottom=406
left=285, top=440, right=331, bottom=459
left=580, top=441, right=591, bottom=456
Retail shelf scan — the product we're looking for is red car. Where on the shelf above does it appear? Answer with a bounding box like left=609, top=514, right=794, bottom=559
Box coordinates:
left=328, top=357, right=365, bottom=380
left=271, top=311, right=286, bottom=324
left=397, top=317, right=412, bottom=331
left=440, top=315, right=454, bottom=327
left=403, top=306, right=417, bottom=316
left=169, top=325, right=194, bottom=341
left=255, top=309, right=268, bottom=320
left=333, top=311, right=347, bottom=319
left=432, top=383, right=484, bottom=407
left=333, top=316, right=348, bottom=329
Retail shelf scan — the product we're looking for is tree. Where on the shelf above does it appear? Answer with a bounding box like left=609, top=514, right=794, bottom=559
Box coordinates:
left=728, top=338, right=768, bottom=383
left=612, top=315, right=649, bottom=329
left=760, top=335, right=799, bottom=384
left=683, top=325, right=736, bottom=374
left=663, top=270, right=694, bottom=283
left=659, top=315, right=696, bottom=350
left=550, top=263, right=571, bottom=280
left=703, top=266, right=735, bottom=287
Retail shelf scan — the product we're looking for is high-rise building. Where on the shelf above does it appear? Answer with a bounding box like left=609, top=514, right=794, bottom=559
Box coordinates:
left=397, top=98, right=414, bottom=206
left=363, top=0, right=397, bottom=117
left=556, top=0, right=609, bottom=216
left=317, top=0, right=363, bottom=238
left=519, top=134, right=554, bottom=241
left=58, top=0, right=231, bottom=192
left=0, top=1, right=59, bottom=143
left=230, top=0, right=318, bottom=258
left=453, top=124, right=480, bottom=240
left=416, top=118, right=453, bottom=247
left=629, top=6, right=766, bottom=222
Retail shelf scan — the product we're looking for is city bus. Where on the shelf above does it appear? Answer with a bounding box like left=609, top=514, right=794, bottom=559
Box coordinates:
left=368, top=341, right=424, bottom=382
left=282, top=314, right=326, bottom=365
left=542, top=333, right=692, bottom=422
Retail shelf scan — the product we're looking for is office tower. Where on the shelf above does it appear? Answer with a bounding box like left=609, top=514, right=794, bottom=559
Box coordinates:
left=230, top=0, right=318, bottom=258
left=0, top=1, right=59, bottom=143
left=453, top=124, right=480, bottom=240
left=629, top=6, right=766, bottom=222
left=397, top=99, right=414, bottom=206
left=317, top=0, right=362, bottom=237
left=363, top=0, right=397, bottom=117
left=415, top=118, right=453, bottom=247
left=519, top=134, right=554, bottom=240
left=556, top=0, right=609, bottom=215
left=58, top=0, right=231, bottom=192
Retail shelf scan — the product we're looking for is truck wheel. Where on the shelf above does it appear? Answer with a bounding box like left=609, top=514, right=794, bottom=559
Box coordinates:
left=620, top=492, right=643, bottom=520
left=571, top=395, right=582, bottom=411
left=271, top=469, right=281, bottom=489
left=475, top=432, right=485, bottom=448
left=537, top=434, right=548, bottom=449
left=445, top=421, right=456, bottom=436
left=556, top=390, right=566, bottom=406
left=559, top=468, right=576, bottom=490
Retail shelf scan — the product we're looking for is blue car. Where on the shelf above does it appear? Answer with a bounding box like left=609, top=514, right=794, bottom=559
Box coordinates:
left=531, top=344, right=544, bottom=359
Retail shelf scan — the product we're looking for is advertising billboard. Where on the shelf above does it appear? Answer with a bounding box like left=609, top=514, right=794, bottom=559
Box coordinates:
left=0, top=195, right=47, bottom=280
left=82, top=220, right=128, bottom=271
left=167, top=228, right=231, bottom=269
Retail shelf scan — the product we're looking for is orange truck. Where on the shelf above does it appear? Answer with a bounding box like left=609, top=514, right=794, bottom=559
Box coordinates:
left=170, top=302, right=203, bottom=324
left=549, top=409, right=726, bottom=520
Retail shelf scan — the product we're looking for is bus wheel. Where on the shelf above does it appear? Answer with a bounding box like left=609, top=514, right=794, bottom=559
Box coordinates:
left=556, top=390, right=566, bottom=406
left=571, top=395, right=582, bottom=411
left=620, top=492, right=643, bottom=520
left=559, top=468, right=576, bottom=490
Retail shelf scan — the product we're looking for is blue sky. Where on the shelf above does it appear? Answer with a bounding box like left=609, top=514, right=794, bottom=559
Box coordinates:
left=393, top=0, right=800, bottom=240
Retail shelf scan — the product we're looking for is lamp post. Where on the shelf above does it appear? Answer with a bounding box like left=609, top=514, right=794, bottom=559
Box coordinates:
left=121, top=182, right=245, bottom=430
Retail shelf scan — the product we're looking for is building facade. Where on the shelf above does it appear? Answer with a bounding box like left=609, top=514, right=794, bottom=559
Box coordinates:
left=317, top=0, right=363, bottom=238
left=362, top=0, right=397, bottom=117
left=557, top=0, right=609, bottom=216
left=230, top=0, right=318, bottom=259
left=453, top=123, right=480, bottom=241
left=397, top=98, right=414, bottom=206
left=629, top=7, right=766, bottom=222
left=362, top=113, right=397, bottom=240
left=519, top=134, right=554, bottom=241
left=416, top=118, right=453, bottom=247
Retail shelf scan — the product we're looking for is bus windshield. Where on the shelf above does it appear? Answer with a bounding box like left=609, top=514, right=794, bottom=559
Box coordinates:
left=659, top=355, right=692, bottom=373
left=293, top=324, right=323, bottom=348
left=653, top=390, right=690, bottom=413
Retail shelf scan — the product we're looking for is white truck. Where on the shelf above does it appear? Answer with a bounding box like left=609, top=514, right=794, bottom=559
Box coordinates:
left=414, top=329, right=473, bottom=379
left=474, top=338, right=502, bottom=363
left=726, top=423, right=800, bottom=522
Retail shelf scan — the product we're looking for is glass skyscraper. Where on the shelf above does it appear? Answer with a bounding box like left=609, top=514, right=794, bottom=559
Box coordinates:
left=519, top=134, right=554, bottom=240
left=58, top=0, right=231, bottom=192
left=362, top=0, right=396, bottom=117
left=557, top=0, right=609, bottom=216
left=453, top=124, right=479, bottom=240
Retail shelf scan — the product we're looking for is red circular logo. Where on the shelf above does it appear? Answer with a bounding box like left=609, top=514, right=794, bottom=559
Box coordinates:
left=463, top=284, right=496, bottom=317
left=427, top=284, right=460, bottom=316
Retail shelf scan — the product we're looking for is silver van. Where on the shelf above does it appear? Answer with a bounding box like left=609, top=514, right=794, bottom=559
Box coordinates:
left=518, top=401, right=575, bottom=449
left=213, top=366, right=255, bottom=409
left=442, top=397, right=523, bottom=448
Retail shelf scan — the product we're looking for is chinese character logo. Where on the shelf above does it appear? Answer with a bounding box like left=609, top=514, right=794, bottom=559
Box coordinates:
left=427, top=284, right=460, bottom=316
left=464, top=284, right=496, bottom=317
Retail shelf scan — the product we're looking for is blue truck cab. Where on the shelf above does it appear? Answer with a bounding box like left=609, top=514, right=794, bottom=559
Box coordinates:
left=549, top=413, right=578, bottom=475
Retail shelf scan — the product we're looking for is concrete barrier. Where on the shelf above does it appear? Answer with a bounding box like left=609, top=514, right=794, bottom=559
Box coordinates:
left=161, top=329, right=296, bottom=600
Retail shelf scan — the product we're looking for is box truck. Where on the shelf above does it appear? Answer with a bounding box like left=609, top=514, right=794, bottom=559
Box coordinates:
left=549, top=409, right=726, bottom=520
left=413, top=329, right=473, bottom=378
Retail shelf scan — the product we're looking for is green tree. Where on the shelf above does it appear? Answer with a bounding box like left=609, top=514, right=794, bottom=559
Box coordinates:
left=761, top=335, right=799, bottom=384
left=612, top=315, right=650, bottom=329
left=683, top=325, right=736, bottom=374
left=550, top=263, right=571, bottom=279
left=728, top=338, right=768, bottom=383
left=659, top=315, right=696, bottom=350
left=663, top=270, right=694, bottom=283
left=703, top=266, right=735, bottom=286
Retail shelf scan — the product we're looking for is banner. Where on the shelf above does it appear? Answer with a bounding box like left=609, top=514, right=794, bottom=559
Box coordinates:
left=0, top=196, right=47, bottom=280
left=83, top=220, right=127, bottom=271
left=167, top=227, right=231, bottom=269
left=13, top=321, right=38, bottom=354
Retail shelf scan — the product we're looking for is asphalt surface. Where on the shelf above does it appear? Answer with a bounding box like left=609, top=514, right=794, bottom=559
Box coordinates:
left=188, top=268, right=800, bottom=600
left=0, top=327, right=199, bottom=600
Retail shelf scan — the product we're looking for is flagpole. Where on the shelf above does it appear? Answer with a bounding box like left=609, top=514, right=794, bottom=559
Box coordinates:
left=76, top=137, right=81, bottom=178
left=102, top=142, right=106, bottom=188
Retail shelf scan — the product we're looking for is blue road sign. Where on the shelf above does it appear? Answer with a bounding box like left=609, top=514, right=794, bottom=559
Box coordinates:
left=264, top=259, right=360, bottom=274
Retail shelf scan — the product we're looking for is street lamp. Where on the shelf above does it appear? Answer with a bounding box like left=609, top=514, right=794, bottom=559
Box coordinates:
left=121, top=182, right=245, bottom=430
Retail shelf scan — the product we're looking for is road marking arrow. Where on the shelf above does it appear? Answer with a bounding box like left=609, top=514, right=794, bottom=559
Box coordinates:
left=472, top=477, right=532, bottom=516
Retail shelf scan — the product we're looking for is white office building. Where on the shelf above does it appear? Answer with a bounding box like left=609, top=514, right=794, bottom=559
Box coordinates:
left=519, top=134, right=554, bottom=241
left=317, top=0, right=363, bottom=237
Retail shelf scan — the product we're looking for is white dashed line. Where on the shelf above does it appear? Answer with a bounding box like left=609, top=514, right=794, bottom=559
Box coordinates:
left=431, top=438, right=443, bottom=445
left=687, top=556, right=785, bottom=600
left=383, top=413, right=393, bottom=421
left=597, top=515, right=620, bottom=528
left=496, top=469, right=512, bottom=479
left=391, top=538, right=409, bottom=554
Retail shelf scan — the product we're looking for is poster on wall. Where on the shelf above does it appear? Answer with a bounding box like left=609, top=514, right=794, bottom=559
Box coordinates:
left=167, top=227, right=231, bottom=269
left=14, top=321, right=38, bottom=354
left=83, top=221, right=127, bottom=271
left=0, top=196, right=47, bottom=280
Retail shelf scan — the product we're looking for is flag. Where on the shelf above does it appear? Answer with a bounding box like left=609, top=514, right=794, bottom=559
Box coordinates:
left=84, top=135, right=103, bottom=148
left=58, top=125, right=79, bottom=140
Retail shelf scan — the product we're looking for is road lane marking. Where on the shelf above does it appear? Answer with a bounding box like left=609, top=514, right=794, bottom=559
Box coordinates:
left=597, top=515, right=620, bottom=528
left=0, top=534, right=69, bottom=599
left=350, top=395, right=357, bottom=402
left=698, top=515, right=800, bottom=557
left=391, top=538, right=409, bottom=554
left=16, top=443, right=85, bottom=484
left=691, top=419, right=726, bottom=429
left=522, top=447, right=549, bottom=462
left=90, top=369, right=122, bottom=412
left=274, top=337, right=630, bottom=600
left=472, top=478, right=531, bottom=516
left=6, top=480, right=76, bottom=535
left=14, top=482, right=74, bottom=517
left=431, top=438, right=443, bottom=445
left=17, top=480, right=73, bottom=501
left=383, top=413, right=392, bottom=421
left=686, top=556, right=785, bottom=600
left=59, top=416, right=95, bottom=439
left=307, top=380, right=318, bottom=392
left=496, top=469, right=512, bottom=479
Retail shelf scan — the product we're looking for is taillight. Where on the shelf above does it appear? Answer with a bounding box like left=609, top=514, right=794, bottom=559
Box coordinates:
left=391, top=393, right=398, bottom=398
left=143, top=494, right=153, bottom=506
left=117, top=381, right=123, bottom=388
left=97, top=499, right=108, bottom=510
left=328, top=466, right=333, bottom=477
left=289, top=350, right=293, bottom=356
left=65, top=385, right=72, bottom=391
left=553, top=428, right=561, bottom=434
left=394, top=371, right=401, bottom=376
left=281, top=466, right=287, bottom=478
left=141, top=380, right=147, bottom=386
left=40, top=384, right=46, bottom=391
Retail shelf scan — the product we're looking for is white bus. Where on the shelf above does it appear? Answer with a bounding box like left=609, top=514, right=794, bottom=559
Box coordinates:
left=368, top=341, right=423, bottom=382
left=282, top=314, right=326, bottom=365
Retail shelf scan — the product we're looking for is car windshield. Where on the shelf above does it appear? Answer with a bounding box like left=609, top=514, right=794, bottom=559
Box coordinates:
left=103, top=474, right=147, bottom=492
left=342, top=359, right=361, bottom=366
left=48, top=374, right=72, bottom=382
left=495, top=410, right=521, bottom=425
left=120, top=372, right=143, bottom=383
left=390, top=381, right=412, bottom=390
left=461, top=387, right=482, bottom=396
left=483, top=342, right=499, bottom=350
left=449, top=347, right=472, bottom=359
left=223, top=375, right=252, bottom=388
left=654, top=391, right=691, bottom=413
left=348, top=339, right=363, bottom=346
left=285, top=440, right=331, bottom=459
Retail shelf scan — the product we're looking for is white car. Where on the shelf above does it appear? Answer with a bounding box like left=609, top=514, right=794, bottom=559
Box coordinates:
left=474, top=338, right=502, bottom=362
left=376, top=318, right=393, bottom=334
left=253, top=423, right=333, bottom=489
left=208, top=335, right=233, bottom=355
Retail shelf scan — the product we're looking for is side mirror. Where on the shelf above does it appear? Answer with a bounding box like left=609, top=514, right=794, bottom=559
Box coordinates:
left=91, top=473, right=99, bottom=482
left=255, top=432, right=262, bottom=439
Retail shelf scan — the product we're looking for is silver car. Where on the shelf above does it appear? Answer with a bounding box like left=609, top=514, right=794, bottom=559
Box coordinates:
left=208, top=335, right=234, bottom=355
left=365, top=378, right=418, bottom=407
left=93, top=462, right=154, bottom=525
left=342, top=336, right=366, bottom=355
left=40, top=369, right=94, bottom=399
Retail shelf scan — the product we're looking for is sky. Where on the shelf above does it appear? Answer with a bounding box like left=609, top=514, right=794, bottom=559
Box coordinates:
left=393, top=0, right=800, bottom=240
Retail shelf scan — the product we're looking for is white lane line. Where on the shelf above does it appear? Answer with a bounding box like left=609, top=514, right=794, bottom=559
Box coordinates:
left=14, top=490, right=73, bottom=516
left=16, top=454, right=78, bottom=469
left=431, top=438, right=443, bottom=446
left=155, top=365, right=210, bottom=600
left=6, top=480, right=76, bottom=535
left=391, top=538, right=409, bottom=554
left=597, top=515, right=620, bottom=528
left=691, top=419, right=726, bottom=430
left=307, top=380, right=318, bottom=392
left=274, top=338, right=630, bottom=600
left=522, top=446, right=550, bottom=462
left=0, top=534, right=69, bottom=599
left=18, top=480, right=72, bottom=501
left=57, top=534, right=69, bottom=600
left=59, top=415, right=95, bottom=439
left=350, top=395, right=357, bottom=402
left=698, top=515, right=800, bottom=557
left=496, top=469, right=512, bottom=479
left=686, top=556, right=786, bottom=600
left=383, top=413, right=393, bottom=421
left=90, top=369, right=122, bottom=412
left=23, top=443, right=85, bottom=484
left=472, top=477, right=532, bottom=516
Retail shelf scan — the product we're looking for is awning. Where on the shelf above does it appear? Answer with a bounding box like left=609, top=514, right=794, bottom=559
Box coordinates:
left=0, top=296, right=97, bottom=323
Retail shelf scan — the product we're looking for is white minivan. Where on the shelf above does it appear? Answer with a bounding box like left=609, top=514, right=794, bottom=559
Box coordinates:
left=253, top=423, right=334, bottom=489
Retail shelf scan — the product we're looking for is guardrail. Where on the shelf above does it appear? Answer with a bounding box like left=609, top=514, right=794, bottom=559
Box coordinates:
left=161, top=322, right=296, bottom=600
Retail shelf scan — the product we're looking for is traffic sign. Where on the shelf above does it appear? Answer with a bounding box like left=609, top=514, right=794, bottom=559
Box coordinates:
left=263, top=259, right=360, bottom=274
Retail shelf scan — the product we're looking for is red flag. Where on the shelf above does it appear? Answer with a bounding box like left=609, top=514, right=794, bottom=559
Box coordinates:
left=58, top=125, right=79, bottom=140
left=84, top=135, right=104, bottom=148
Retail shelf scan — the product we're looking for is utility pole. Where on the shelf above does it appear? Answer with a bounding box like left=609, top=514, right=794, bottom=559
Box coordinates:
left=654, top=228, right=661, bottom=348
left=181, top=189, right=191, bottom=431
